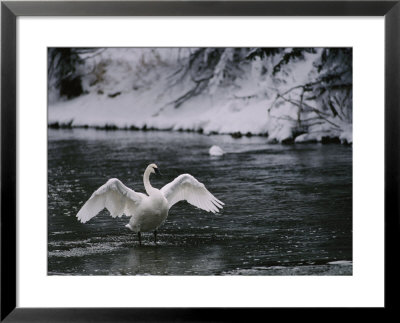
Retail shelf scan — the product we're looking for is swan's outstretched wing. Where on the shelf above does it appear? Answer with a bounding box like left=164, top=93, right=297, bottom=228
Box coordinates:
left=77, top=178, right=144, bottom=223
left=161, top=174, right=224, bottom=213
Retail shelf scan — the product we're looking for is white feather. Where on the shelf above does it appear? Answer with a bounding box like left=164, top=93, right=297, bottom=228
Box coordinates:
left=161, top=174, right=224, bottom=213
left=76, top=178, right=144, bottom=223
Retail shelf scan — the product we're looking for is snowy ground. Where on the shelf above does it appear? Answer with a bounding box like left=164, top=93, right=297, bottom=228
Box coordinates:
left=48, top=48, right=352, bottom=144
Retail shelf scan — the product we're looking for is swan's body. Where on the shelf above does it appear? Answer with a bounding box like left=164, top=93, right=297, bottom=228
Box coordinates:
left=76, top=164, right=223, bottom=244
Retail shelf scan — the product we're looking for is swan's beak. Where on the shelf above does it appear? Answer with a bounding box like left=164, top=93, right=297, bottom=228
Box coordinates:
left=154, top=168, right=161, bottom=176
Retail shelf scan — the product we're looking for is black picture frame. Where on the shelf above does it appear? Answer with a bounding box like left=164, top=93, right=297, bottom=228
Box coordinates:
left=1, top=1, right=399, bottom=321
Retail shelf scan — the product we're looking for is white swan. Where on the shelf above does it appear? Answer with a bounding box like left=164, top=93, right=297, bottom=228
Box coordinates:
left=76, top=163, right=224, bottom=245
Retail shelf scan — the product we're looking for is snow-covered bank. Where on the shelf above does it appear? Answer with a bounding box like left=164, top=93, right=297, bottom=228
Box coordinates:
left=49, top=92, right=269, bottom=134
left=48, top=90, right=352, bottom=144
left=48, top=48, right=352, bottom=144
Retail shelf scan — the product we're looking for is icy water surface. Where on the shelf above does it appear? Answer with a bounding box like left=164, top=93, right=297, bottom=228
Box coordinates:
left=48, top=129, right=352, bottom=275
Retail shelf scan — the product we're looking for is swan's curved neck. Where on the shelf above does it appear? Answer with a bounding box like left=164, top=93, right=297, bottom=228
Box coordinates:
left=143, top=167, right=156, bottom=195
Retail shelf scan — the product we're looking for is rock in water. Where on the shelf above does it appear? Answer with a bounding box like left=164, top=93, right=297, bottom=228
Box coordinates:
left=209, top=145, right=224, bottom=156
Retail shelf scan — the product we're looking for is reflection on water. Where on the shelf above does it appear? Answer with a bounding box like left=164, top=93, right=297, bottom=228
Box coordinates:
left=48, top=129, right=352, bottom=275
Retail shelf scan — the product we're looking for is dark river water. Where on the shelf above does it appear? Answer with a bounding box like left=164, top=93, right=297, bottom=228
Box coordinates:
left=48, top=129, right=352, bottom=275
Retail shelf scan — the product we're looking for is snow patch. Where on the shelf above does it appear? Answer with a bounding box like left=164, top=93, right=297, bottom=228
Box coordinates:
left=209, top=145, right=225, bottom=156
left=327, top=260, right=352, bottom=266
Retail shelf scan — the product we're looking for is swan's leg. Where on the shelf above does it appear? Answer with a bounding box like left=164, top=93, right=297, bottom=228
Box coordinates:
left=138, top=232, right=142, bottom=246
left=154, top=230, right=157, bottom=244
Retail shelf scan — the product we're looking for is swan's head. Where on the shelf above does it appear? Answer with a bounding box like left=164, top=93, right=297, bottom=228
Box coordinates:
left=148, top=163, right=161, bottom=175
